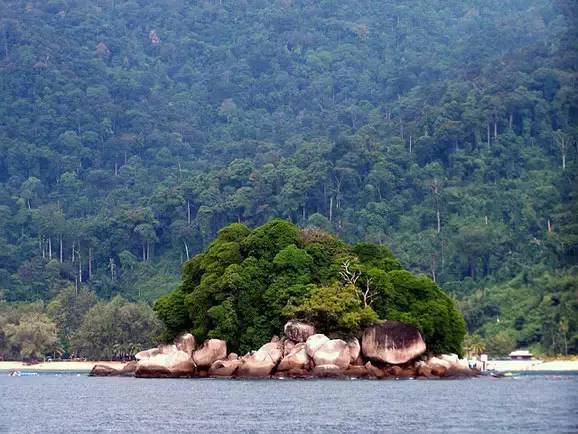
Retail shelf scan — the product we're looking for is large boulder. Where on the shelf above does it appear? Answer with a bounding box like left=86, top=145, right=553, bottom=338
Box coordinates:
left=175, top=333, right=196, bottom=357
left=313, top=364, right=344, bottom=377
left=284, top=320, right=316, bottom=343
left=135, top=349, right=195, bottom=378
left=135, top=347, right=161, bottom=361
left=365, top=361, right=386, bottom=379
left=277, top=343, right=309, bottom=371
left=344, top=365, right=368, bottom=378
left=237, top=340, right=283, bottom=377
left=192, top=339, right=227, bottom=369
left=209, top=359, right=242, bottom=377
left=427, top=355, right=478, bottom=378
left=89, top=364, right=120, bottom=377
left=387, top=365, right=416, bottom=378
left=305, top=334, right=330, bottom=358
left=426, top=356, right=454, bottom=377
left=347, top=338, right=361, bottom=363
left=361, top=320, right=426, bottom=364
left=273, top=367, right=311, bottom=379
left=312, top=339, right=351, bottom=370
left=282, top=339, right=296, bottom=356
left=119, top=361, right=138, bottom=376
left=415, top=361, right=434, bottom=378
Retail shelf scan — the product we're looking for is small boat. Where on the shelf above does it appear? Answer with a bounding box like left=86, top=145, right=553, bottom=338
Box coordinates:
left=8, top=370, right=38, bottom=377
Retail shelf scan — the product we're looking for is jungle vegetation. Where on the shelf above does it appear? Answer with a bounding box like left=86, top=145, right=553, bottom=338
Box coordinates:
left=155, top=220, right=466, bottom=354
left=0, top=0, right=576, bottom=358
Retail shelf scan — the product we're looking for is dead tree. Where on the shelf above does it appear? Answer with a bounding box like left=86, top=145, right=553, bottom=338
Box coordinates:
left=340, top=260, right=375, bottom=307
left=340, top=260, right=360, bottom=285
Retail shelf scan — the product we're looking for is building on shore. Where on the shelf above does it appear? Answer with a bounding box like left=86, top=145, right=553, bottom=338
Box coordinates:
left=509, top=350, right=533, bottom=360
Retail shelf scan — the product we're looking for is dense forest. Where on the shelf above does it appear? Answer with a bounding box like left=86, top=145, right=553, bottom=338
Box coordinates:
left=155, top=220, right=465, bottom=355
left=0, top=0, right=576, bottom=359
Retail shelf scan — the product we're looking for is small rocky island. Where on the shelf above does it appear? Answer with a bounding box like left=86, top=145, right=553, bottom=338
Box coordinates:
left=92, top=220, right=476, bottom=380
left=91, top=320, right=477, bottom=379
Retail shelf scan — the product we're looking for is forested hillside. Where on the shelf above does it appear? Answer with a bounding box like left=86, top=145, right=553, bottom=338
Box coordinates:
left=0, top=0, right=576, bottom=356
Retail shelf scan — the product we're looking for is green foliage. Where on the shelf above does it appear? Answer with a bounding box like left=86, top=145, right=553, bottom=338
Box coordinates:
left=47, top=286, right=97, bottom=352
left=0, top=0, right=576, bottom=355
left=72, top=296, right=162, bottom=360
left=241, top=219, right=301, bottom=259
left=283, top=283, right=378, bottom=337
left=4, top=312, right=57, bottom=360
left=273, top=245, right=314, bottom=274
left=380, top=270, right=467, bottom=355
left=159, top=220, right=465, bottom=354
left=0, top=287, right=163, bottom=361
left=461, top=269, right=578, bottom=356
left=352, top=243, right=401, bottom=273
left=154, top=288, right=190, bottom=341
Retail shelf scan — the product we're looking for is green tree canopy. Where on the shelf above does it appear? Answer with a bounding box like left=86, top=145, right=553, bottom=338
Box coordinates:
left=155, top=220, right=465, bottom=354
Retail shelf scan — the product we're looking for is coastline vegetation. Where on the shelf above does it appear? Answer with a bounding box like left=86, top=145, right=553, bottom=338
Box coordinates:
left=0, top=0, right=576, bottom=359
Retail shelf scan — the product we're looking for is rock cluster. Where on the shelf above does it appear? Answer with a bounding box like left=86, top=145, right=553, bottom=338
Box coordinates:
left=90, top=321, right=479, bottom=380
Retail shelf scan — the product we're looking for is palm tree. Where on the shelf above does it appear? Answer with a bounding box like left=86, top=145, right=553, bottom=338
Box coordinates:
left=464, top=334, right=486, bottom=357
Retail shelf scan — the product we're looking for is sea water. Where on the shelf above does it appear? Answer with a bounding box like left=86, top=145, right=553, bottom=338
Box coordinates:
left=0, top=374, right=576, bottom=433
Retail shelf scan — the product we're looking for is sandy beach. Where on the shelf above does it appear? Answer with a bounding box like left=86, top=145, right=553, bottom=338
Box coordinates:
left=0, top=361, right=125, bottom=372
left=2, top=359, right=577, bottom=374
left=487, top=359, right=578, bottom=372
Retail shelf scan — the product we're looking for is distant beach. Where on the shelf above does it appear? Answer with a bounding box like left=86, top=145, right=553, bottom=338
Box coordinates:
left=0, top=361, right=125, bottom=372
left=1, top=359, right=577, bottom=374
left=487, top=359, right=578, bottom=373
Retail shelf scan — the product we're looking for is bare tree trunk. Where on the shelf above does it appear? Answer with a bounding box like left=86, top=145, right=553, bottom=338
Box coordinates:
left=554, top=131, right=569, bottom=170
left=487, top=123, right=490, bottom=147
left=88, top=247, right=92, bottom=280
left=509, top=113, right=513, bottom=130
left=109, top=258, right=115, bottom=281
left=441, top=238, right=445, bottom=270
left=431, top=178, right=442, bottom=234
left=183, top=240, right=190, bottom=260
left=494, top=121, right=498, bottom=139
left=59, top=235, right=63, bottom=262
left=48, top=237, right=52, bottom=260
left=142, top=244, right=146, bottom=261
left=409, top=135, right=412, bottom=154
left=147, top=241, right=150, bottom=261
left=78, top=252, right=82, bottom=284
left=187, top=200, right=191, bottom=225
left=485, top=215, right=488, bottom=225
left=329, top=196, right=333, bottom=222
left=72, top=241, right=75, bottom=263
left=547, top=219, right=552, bottom=233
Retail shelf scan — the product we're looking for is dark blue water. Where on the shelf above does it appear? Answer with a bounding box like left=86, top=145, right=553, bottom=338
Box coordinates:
left=0, top=374, right=576, bottom=433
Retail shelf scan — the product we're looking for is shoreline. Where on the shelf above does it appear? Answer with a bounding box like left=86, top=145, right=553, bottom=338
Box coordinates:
left=0, top=361, right=126, bottom=372
left=2, top=359, right=577, bottom=374
left=487, top=359, right=578, bottom=373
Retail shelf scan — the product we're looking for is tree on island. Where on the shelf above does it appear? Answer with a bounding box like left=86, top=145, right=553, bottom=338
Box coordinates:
left=155, top=220, right=466, bottom=355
